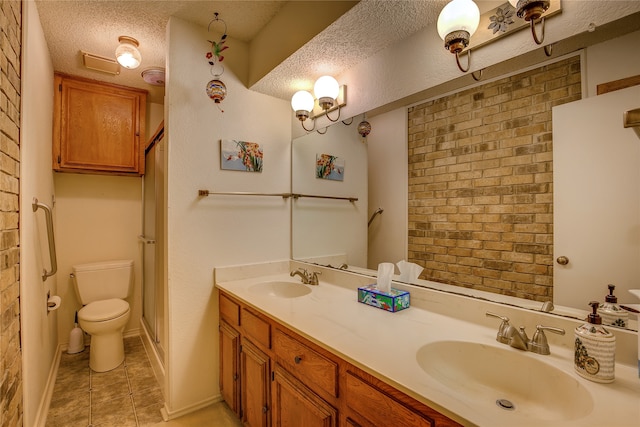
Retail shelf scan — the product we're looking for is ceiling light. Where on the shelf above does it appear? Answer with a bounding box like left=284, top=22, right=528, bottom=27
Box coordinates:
left=437, top=0, right=480, bottom=73
left=115, top=36, right=142, bottom=69
left=141, top=68, right=165, bottom=86
left=508, top=0, right=550, bottom=44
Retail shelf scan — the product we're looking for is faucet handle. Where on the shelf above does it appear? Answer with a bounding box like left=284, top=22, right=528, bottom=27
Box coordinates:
left=310, top=271, right=321, bottom=285
left=529, top=325, right=566, bottom=355
left=486, top=312, right=511, bottom=344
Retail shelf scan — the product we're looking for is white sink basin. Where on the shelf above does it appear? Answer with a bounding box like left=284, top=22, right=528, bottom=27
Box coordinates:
left=416, top=341, right=593, bottom=422
left=248, top=281, right=311, bottom=298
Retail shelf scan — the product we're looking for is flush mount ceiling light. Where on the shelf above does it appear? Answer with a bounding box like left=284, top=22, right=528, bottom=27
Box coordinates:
left=437, top=0, right=480, bottom=73
left=115, top=36, right=142, bottom=69
left=291, top=75, right=347, bottom=133
left=508, top=0, right=550, bottom=44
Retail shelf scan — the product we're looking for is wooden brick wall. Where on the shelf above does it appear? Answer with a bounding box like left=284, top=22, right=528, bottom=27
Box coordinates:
left=0, top=0, right=22, bottom=425
left=407, top=56, right=581, bottom=301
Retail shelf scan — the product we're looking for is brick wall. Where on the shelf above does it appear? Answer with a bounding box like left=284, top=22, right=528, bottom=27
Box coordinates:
left=0, top=0, right=22, bottom=426
left=407, top=56, right=581, bottom=301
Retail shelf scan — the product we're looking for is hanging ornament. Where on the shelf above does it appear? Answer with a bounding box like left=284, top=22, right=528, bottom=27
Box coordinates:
left=206, top=12, right=228, bottom=77
left=205, top=12, right=228, bottom=110
left=206, top=79, right=227, bottom=103
left=357, top=114, right=372, bottom=140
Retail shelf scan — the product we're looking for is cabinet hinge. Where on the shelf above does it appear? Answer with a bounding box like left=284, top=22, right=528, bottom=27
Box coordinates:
left=239, top=345, right=243, bottom=353
left=58, top=84, right=62, bottom=92
left=271, top=371, right=275, bottom=382
left=57, top=155, right=61, bottom=164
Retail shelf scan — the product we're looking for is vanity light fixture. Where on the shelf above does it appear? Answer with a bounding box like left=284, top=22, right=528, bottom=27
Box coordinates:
left=115, top=36, right=142, bottom=69
left=437, top=0, right=480, bottom=73
left=291, top=75, right=347, bottom=133
left=508, top=0, right=550, bottom=45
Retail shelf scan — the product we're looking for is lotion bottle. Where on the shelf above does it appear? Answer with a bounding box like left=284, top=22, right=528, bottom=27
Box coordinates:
left=574, top=301, right=615, bottom=383
left=598, top=284, right=628, bottom=328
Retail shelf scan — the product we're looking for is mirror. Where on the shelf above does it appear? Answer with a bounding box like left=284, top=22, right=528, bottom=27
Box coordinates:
left=292, top=31, right=640, bottom=332
left=291, top=117, right=368, bottom=268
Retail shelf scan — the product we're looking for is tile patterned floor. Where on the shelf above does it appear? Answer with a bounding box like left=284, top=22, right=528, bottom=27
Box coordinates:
left=46, top=336, right=164, bottom=427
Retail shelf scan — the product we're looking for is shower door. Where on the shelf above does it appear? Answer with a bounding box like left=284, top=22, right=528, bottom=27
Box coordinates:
left=141, top=125, right=165, bottom=360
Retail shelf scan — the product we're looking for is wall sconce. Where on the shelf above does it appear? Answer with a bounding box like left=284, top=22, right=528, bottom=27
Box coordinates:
left=437, top=0, right=480, bottom=73
left=291, top=75, right=346, bottom=133
left=115, top=36, right=142, bottom=69
left=508, top=0, right=550, bottom=44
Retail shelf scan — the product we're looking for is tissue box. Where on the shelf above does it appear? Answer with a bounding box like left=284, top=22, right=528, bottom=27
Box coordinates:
left=357, top=285, right=410, bottom=312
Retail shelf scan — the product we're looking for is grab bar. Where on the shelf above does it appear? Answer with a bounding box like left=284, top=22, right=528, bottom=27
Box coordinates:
left=368, top=207, right=384, bottom=227
left=32, top=197, right=57, bottom=281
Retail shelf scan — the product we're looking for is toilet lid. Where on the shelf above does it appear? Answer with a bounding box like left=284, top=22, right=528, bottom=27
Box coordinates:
left=79, top=298, right=129, bottom=322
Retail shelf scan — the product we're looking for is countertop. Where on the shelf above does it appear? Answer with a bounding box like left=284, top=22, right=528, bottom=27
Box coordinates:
left=214, top=261, right=640, bottom=427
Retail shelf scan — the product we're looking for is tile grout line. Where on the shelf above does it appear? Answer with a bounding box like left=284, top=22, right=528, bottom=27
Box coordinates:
left=124, top=355, right=141, bottom=427
left=88, top=366, right=93, bottom=427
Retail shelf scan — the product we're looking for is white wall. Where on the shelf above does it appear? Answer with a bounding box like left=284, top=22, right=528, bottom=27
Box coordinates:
left=20, top=2, right=57, bottom=425
left=292, top=120, right=368, bottom=267
left=367, top=108, right=407, bottom=269
left=164, top=17, right=291, bottom=415
left=53, top=173, right=143, bottom=342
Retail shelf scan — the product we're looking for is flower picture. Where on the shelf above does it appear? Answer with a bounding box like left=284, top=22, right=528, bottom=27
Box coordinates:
left=316, top=153, right=344, bottom=181
left=221, top=139, right=263, bottom=172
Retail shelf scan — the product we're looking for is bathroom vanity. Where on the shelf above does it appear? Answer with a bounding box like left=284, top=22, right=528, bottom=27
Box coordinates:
left=215, top=261, right=640, bottom=427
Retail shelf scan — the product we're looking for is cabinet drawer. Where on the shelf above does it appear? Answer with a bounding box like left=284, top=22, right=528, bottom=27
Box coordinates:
left=273, top=328, right=338, bottom=398
left=219, top=292, right=240, bottom=327
left=346, top=371, right=447, bottom=427
left=241, top=308, right=271, bottom=349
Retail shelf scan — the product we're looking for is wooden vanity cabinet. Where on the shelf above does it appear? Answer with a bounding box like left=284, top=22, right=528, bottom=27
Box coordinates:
left=272, top=364, right=338, bottom=427
left=241, top=338, right=270, bottom=427
left=53, top=73, right=147, bottom=175
left=219, top=320, right=241, bottom=416
left=217, top=290, right=461, bottom=427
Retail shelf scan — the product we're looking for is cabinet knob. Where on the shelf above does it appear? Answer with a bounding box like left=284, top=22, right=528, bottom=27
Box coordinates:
left=556, top=256, right=569, bottom=265
left=294, top=356, right=302, bottom=364
left=262, top=405, right=268, bottom=413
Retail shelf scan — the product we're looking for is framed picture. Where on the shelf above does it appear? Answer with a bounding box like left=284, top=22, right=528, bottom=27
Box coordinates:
left=220, top=139, right=263, bottom=172
left=316, top=153, right=344, bottom=181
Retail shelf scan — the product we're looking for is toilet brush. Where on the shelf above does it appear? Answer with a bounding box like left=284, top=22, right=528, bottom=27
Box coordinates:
left=68, top=311, right=85, bottom=354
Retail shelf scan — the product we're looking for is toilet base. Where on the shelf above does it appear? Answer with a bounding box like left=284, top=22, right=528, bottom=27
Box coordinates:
left=88, top=331, right=125, bottom=372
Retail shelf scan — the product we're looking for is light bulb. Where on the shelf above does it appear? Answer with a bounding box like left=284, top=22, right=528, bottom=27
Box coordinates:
left=437, top=0, right=480, bottom=40
left=314, top=76, right=339, bottom=110
left=116, top=36, right=142, bottom=69
left=291, top=91, right=314, bottom=121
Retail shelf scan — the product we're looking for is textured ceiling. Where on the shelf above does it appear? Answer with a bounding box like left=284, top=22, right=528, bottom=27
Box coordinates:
left=35, top=0, right=505, bottom=104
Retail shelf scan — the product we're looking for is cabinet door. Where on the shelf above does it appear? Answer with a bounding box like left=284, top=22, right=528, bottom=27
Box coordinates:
left=53, top=73, right=147, bottom=175
left=271, top=364, right=337, bottom=427
left=241, top=338, right=270, bottom=427
left=219, top=321, right=241, bottom=416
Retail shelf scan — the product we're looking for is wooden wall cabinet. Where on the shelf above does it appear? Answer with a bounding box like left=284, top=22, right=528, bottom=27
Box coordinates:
left=53, top=73, right=147, bottom=175
left=218, top=290, right=461, bottom=427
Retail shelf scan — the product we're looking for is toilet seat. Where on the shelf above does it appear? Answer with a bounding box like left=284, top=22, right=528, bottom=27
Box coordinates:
left=79, top=298, right=129, bottom=322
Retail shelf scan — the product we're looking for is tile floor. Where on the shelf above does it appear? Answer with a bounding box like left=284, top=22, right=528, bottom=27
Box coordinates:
left=46, top=336, right=241, bottom=427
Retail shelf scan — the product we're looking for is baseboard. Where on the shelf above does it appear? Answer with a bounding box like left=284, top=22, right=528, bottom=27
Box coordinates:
left=160, top=394, right=223, bottom=421
left=33, top=344, right=63, bottom=427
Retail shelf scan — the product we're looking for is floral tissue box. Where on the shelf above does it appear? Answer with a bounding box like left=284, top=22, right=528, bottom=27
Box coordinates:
left=357, top=285, right=410, bottom=313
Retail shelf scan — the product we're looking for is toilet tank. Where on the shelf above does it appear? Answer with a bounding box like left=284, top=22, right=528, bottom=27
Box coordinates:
left=73, top=259, right=133, bottom=304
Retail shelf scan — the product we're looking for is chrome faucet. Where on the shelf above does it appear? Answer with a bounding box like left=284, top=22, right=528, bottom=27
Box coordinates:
left=486, top=312, right=565, bottom=355
left=289, top=268, right=321, bottom=285
left=504, top=325, right=529, bottom=351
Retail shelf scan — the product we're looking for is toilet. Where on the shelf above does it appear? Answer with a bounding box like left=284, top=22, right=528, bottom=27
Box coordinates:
left=73, top=259, right=133, bottom=372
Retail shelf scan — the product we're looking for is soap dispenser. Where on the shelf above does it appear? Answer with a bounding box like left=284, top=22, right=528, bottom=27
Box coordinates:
left=574, top=301, right=616, bottom=383
left=598, top=284, right=628, bottom=328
